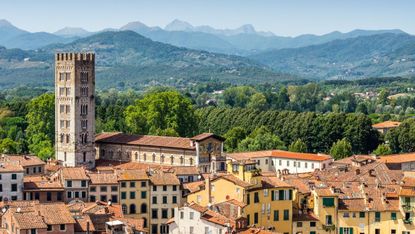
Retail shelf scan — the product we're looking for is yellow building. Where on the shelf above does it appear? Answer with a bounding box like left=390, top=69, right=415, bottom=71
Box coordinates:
left=186, top=174, right=251, bottom=206
left=226, top=158, right=259, bottom=182
left=117, top=169, right=150, bottom=229
left=312, top=187, right=338, bottom=233
left=244, top=175, right=294, bottom=234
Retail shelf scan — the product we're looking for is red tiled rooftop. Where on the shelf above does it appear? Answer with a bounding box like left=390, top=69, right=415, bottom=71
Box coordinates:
left=228, top=150, right=331, bottom=162
left=372, top=121, right=401, bottom=129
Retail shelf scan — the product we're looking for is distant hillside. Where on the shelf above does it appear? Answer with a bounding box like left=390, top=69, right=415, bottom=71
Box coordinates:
left=0, top=31, right=293, bottom=89
left=249, top=33, right=415, bottom=79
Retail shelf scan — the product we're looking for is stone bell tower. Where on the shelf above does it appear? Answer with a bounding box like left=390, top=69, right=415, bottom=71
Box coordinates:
left=55, top=52, right=96, bottom=168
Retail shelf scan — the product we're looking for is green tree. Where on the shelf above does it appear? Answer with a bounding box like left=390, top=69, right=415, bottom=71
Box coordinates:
left=247, top=93, right=267, bottom=110
left=373, top=143, right=392, bottom=156
left=125, top=91, right=197, bottom=137
left=238, top=126, right=286, bottom=152
left=223, top=86, right=257, bottom=108
left=329, top=138, right=352, bottom=160
left=223, top=127, right=247, bottom=152
left=288, top=139, right=307, bottom=153
left=0, top=138, right=19, bottom=154
left=25, top=93, right=54, bottom=158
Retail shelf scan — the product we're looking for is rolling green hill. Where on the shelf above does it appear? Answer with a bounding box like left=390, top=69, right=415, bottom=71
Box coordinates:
left=0, top=31, right=293, bottom=89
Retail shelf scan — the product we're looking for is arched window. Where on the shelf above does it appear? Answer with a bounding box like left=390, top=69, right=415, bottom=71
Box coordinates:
left=122, top=204, right=127, bottom=214
left=118, top=151, right=122, bottom=160
left=141, top=203, right=147, bottom=214
left=129, top=204, right=136, bottom=214
left=189, top=158, right=193, bottom=166
left=180, top=156, right=184, bottom=165
left=143, top=153, right=147, bottom=161
left=142, top=218, right=147, bottom=228
left=152, top=153, right=156, bottom=162
left=60, top=134, right=64, bottom=143
left=66, top=134, right=70, bottom=143
left=135, top=152, right=138, bottom=161
left=170, top=155, right=174, bottom=165
left=160, top=154, right=165, bottom=163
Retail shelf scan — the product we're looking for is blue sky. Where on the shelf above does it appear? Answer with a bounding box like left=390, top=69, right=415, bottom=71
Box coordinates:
left=1, top=0, right=414, bottom=36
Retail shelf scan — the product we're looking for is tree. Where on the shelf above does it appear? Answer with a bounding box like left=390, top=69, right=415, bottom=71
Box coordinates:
left=288, top=139, right=307, bottom=153
left=247, top=93, right=267, bottom=110
left=25, top=93, right=55, bottom=158
left=125, top=91, right=197, bottom=137
left=373, top=143, right=392, bottom=156
left=385, top=119, right=415, bottom=153
left=0, top=138, right=19, bottom=154
left=223, top=127, right=247, bottom=152
left=238, top=126, right=286, bottom=152
left=223, top=86, right=257, bottom=108
left=329, top=138, right=352, bottom=160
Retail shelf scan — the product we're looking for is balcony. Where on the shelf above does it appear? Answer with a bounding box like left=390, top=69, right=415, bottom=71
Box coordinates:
left=404, top=218, right=413, bottom=225
left=322, top=224, right=336, bottom=232
left=402, top=204, right=414, bottom=212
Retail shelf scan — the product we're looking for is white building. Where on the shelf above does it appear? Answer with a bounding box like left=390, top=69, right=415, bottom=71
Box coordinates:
left=168, top=202, right=233, bottom=234
left=0, top=162, right=24, bottom=201
left=228, top=150, right=333, bottom=174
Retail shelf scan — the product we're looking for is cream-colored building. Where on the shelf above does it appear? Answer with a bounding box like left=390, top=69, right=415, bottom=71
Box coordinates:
left=0, top=162, right=24, bottom=201
left=88, top=172, right=119, bottom=203
left=95, top=132, right=226, bottom=173
left=55, top=52, right=96, bottom=168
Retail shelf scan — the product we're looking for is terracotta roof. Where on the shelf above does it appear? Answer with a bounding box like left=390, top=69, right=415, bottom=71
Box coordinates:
left=228, top=150, right=331, bottom=162
left=61, top=167, right=89, bottom=180
left=170, top=166, right=199, bottom=175
left=88, top=173, right=118, bottom=184
left=314, top=187, right=336, bottom=197
left=183, top=180, right=205, bottom=193
left=402, top=176, right=415, bottom=187
left=12, top=207, right=48, bottom=229
left=117, top=170, right=149, bottom=181
left=24, top=176, right=63, bottom=191
left=150, top=171, right=180, bottom=185
left=214, top=174, right=251, bottom=188
left=190, top=133, right=225, bottom=142
left=338, top=198, right=366, bottom=211
left=380, top=153, right=415, bottom=164
left=261, top=176, right=293, bottom=188
left=38, top=203, right=76, bottom=224
left=0, top=162, right=24, bottom=173
left=399, top=188, right=415, bottom=196
left=95, top=132, right=195, bottom=150
left=283, top=178, right=311, bottom=194
left=292, top=212, right=319, bottom=221
left=3, top=155, right=45, bottom=167
left=74, top=214, right=96, bottom=232
left=372, top=121, right=401, bottom=129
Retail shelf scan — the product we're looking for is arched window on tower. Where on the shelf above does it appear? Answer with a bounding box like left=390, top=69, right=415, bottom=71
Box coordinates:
left=135, top=152, right=138, bottom=161
left=152, top=153, right=156, bottom=162
left=160, top=154, right=165, bottom=163
left=141, top=203, right=147, bottom=214
left=129, top=204, right=136, bottom=214
left=170, top=155, right=174, bottom=165
left=180, top=156, right=184, bottom=165
left=189, top=158, right=193, bottom=166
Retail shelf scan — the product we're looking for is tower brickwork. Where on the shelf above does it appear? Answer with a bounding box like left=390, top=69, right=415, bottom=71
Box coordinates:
left=55, top=52, right=96, bottom=168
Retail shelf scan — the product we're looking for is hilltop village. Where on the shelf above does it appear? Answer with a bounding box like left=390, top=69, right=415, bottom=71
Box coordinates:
left=0, top=53, right=414, bottom=234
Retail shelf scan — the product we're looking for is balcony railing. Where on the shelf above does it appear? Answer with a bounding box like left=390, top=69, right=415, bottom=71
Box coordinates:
left=404, top=218, right=413, bottom=225
left=322, top=224, right=336, bottom=232
left=402, top=204, right=414, bottom=212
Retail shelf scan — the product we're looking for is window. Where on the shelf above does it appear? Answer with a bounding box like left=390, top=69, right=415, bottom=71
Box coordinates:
left=172, top=196, right=177, bottom=204
left=47, top=225, right=52, bottom=231
left=90, top=186, right=96, bottom=192
left=81, top=180, right=87, bottom=187
left=60, top=224, right=65, bottom=231
left=57, top=192, right=62, bottom=201
left=391, top=212, right=397, bottom=220
left=122, top=204, right=127, bottom=214
left=254, top=192, right=259, bottom=203
left=273, top=210, right=279, bottom=221
left=340, top=228, right=354, bottom=234
left=121, top=192, right=126, bottom=199
left=11, top=184, right=17, bottom=192
left=153, top=186, right=157, bottom=192
left=310, top=221, right=316, bottom=227
left=297, top=222, right=303, bottom=227
left=100, top=195, right=107, bottom=201
left=247, top=214, right=250, bottom=226
left=152, top=209, right=158, bottom=219
left=264, top=189, right=268, bottom=197
left=90, top=195, right=96, bottom=202
left=189, top=226, right=194, bottom=234
left=130, top=182, right=136, bottom=188
left=141, top=181, right=146, bottom=187
left=67, top=191, right=72, bottom=199
left=100, top=186, right=107, bottom=192
left=283, top=209, right=289, bottom=220
left=163, top=196, right=167, bottom=204
left=163, top=185, right=167, bottom=191
left=130, top=204, right=136, bottom=214
left=47, top=192, right=52, bottom=201
left=141, top=203, right=147, bottom=213
left=121, top=182, right=126, bottom=188
left=31, top=229, right=37, bottom=234
left=359, top=212, right=365, bottom=218
left=173, top=185, right=177, bottom=191
left=326, top=215, right=333, bottom=225
left=0, top=184, right=2, bottom=192
left=111, top=186, right=118, bottom=192
left=247, top=194, right=250, bottom=205
left=152, top=196, right=157, bottom=204
left=141, top=191, right=147, bottom=199
left=34, top=192, right=40, bottom=200
left=322, top=197, right=335, bottom=207
left=343, top=212, right=350, bottom=218
left=391, top=230, right=396, bottom=234
left=111, top=195, right=118, bottom=203
left=190, top=211, right=194, bottom=220
left=11, top=174, right=17, bottom=180
left=375, top=212, right=381, bottom=222
left=254, top=212, right=259, bottom=224
left=130, top=191, right=135, bottom=199
left=162, top=209, right=168, bottom=219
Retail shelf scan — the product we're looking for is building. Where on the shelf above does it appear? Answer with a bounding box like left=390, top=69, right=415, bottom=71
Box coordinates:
left=88, top=172, right=119, bottom=203
left=118, top=169, right=150, bottom=229
left=372, top=120, right=401, bottom=134
left=95, top=132, right=226, bottom=173
left=228, top=150, right=332, bottom=174
left=55, top=52, right=96, bottom=168
left=23, top=175, right=64, bottom=202
left=0, top=161, right=24, bottom=201
left=2, top=154, right=46, bottom=175
left=59, top=167, right=89, bottom=202
left=1, top=201, right=76, bottom=234
left=168, top=202, right=236, bottom=234
left=149, top=171, right=181, bottom=234
left=380, top=153, right=415, bottom=171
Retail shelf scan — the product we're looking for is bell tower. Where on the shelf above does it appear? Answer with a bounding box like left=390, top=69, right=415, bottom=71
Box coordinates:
left=55, top=52, right=96, bottom=168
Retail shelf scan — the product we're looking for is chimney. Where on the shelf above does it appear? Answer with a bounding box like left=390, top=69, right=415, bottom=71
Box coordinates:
left=355, top=169, right=360, bottom=175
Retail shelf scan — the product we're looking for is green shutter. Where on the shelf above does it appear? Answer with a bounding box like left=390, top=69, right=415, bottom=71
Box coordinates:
left=350, top=228, right=353, bottom=234
left=279, top=190, right=285, bottom=200
left=271, top=190, right=275, bottom=201
left=289, top=189, right=293, bottom=200
left=323, top=198, right=334, bottom=207
left=339, top=228, right=343, bottom=234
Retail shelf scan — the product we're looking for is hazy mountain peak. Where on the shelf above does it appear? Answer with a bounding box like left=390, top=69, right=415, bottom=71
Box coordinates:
left=0, top=19, right=14, bottom=27
left=121, top=21, right=149, bottom=30
left=165, top=19, right=194, bottom=31
left=54, top=27, right=90, bottom=37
